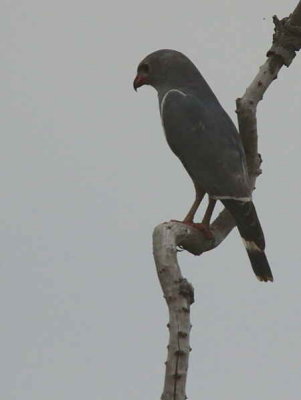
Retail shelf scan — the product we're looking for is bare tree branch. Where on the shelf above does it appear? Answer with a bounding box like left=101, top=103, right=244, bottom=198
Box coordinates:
left=153, top=223, right=195, bottom=400
left=153, top=2, right=301, bottom=400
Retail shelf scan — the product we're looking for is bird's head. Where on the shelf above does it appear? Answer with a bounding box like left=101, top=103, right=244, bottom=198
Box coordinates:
left=133, top=49, right=200, bottom=92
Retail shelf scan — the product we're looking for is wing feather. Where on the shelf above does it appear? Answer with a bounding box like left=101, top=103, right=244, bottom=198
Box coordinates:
left=160, top=90, right=251, bottom=199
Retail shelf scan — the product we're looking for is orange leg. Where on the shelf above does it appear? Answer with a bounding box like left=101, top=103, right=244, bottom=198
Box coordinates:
left=202, top=197, right=216, bottom=227
left=181, top=196, right=216, bottom=240
left=171, top=187, right=216, bottom=240
left=183, top=187, right=205, bottom=223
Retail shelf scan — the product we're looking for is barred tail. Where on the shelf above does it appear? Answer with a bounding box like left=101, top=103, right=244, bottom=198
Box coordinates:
left=221, top=199, right=273, bottom=282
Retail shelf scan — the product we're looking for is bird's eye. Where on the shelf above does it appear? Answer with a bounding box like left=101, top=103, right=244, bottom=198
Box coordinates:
left=138, top=63, right=150, bottom=74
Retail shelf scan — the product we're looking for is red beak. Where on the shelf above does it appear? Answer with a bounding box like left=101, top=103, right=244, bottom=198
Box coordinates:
left=133, top=74, right=148, bottom=91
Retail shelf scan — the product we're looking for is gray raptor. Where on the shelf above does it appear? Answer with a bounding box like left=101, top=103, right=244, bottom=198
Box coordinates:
left=133, top=49, right=273, bottom=282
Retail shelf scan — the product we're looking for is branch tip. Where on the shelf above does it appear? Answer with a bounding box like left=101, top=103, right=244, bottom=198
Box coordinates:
left=267, top=13, right=301, bottom=66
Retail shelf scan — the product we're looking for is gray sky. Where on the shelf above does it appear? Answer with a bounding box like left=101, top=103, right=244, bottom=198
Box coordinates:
left=1, top=1, right=301, bottom=399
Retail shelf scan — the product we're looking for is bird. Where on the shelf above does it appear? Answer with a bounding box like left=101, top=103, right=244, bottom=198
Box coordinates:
left=133, top=49, right=273, bottom=282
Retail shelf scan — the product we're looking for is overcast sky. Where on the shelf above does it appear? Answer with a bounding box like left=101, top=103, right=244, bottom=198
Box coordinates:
left=1, top=1, right=301, bottom=399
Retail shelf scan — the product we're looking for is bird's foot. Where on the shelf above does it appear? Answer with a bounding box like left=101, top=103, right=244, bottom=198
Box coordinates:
left=170, top=220, right=213, bottom=240
left=190, top=223, right=213, bottom=240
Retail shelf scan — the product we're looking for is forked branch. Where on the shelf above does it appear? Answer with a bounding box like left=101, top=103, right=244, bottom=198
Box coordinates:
left=153, top=2, right=301, bottom=400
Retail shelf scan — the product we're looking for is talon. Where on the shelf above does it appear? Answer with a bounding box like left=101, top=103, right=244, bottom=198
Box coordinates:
left=190, top=223, right=213, bottom=240
left=169, top=220, right=213, bottom=240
